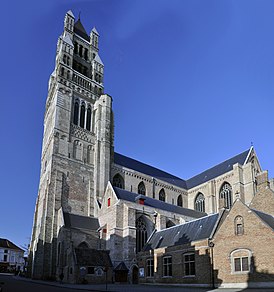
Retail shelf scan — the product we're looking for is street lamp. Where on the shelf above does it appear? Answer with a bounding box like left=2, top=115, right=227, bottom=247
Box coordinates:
left=209, top=241, right=215, bottom=288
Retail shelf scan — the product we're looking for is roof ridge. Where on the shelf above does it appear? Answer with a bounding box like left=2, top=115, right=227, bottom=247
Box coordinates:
left=155, top=213, right=218, bottom=233
left=187, top=148, right=250, bottom=181
left=114, top=152, right=185, bottom=181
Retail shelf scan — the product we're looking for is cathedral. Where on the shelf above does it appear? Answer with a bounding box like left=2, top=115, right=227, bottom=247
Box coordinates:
left=29, top=11, right=274, bottom=288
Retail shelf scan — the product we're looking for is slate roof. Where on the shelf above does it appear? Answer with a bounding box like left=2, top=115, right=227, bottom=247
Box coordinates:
left=114, top=149, right=251, bottom=190
left=252, top=209, right=274, bottom=230
left=75, top=248, right=112, bottom=267
left=63, top=212, right=99, bottom=231
left=74, top=19, right=90, bottom=41
left=0, top=238, right=24, bottom=251
left=113, top=187, right=206, bottom=219
left=114, top=153, right=187, bottom=189
left=186, top=149, right=250, bottom=189
left=144, top=213, right=219, bottom=251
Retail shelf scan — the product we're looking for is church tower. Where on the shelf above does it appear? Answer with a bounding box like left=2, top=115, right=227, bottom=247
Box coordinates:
left=29, top=11, right=113, bottom=279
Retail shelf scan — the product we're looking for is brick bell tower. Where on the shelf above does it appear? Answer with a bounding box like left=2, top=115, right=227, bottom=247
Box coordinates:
left=29, top=10, right=114, bottom=279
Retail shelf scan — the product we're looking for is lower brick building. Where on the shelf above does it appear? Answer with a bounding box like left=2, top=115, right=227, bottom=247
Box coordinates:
left=138, top=172, right=274, bottom=288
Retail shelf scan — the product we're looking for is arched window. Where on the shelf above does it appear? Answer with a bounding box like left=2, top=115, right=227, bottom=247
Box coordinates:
left=194, top=193, right=205, bottom=212
left=159, top=189, right=165, bottom=202
left=234, top=215, right=244, bottom=235
left=74, top=42, right=78, bottom=54
left=84, top=48, right=88, bottom=60
left=80, top=104, right=85, bottom=128
left=138, top=182, right=146, bottom=195
left=112, top=174, right=124, bottom=189
left=61, top=67, right=64, bottom=76
left=231, top=249, right=251, bottom=273
left=220, top=182, right=232, bottom=209
left=73, top=101, right=79, bottom=125
left=67, top=70, right=70, bottom=80
left=86, top=107, right=91, bottom=131
left=79, top=45, right=83, bottom=57
left=67, top=56, right=70, bottom=66
left=136, top=216, right=147, bottom=253
left=63, top=54, right=67, bottom=64
left=177, top=195, right=183, bottom=207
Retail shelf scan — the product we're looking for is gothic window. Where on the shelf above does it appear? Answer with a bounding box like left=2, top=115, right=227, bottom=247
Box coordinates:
left=67, top=70, right=70, bottom=80
left=159, top=189, right=166, bottom=202
left=136, top=216, right=148, bottom=253
left=73, top=101, right=79, bottom=125
left=63, top=54, right=67, bottom=64
left=73, top=140, right=82, bottom=160
left=231, top=249, right=251, bottom=273
left=57, top=242, right=61, bottom=266
left=177, top=195, right=183, bottom=207
left=79, top=45, right=83, bottom=57
left=61, top=67, right=64, bottom=76
left=138, top=182, right=146, bottom=195
left=86, top=107, right=92, bottom=131
left=220, top=182, right=232, bottom=209
left=234, top=216, right=244, bottom=235
left=163, top=256, right=172, bottom=277
left=80, top=104, right=85, bottom=128
left=184, top=253, right=195, bottom=276
left=112, top=174, right=124, bottom=189
left=194, top=193, right=205, bottom=212
left=74, top=42, right=78, bottom=54
left=67, top=56, right=70, bottom=66
left=84, top=48, right=88, bottom=60
left=146, top=258, right=154, bottom=277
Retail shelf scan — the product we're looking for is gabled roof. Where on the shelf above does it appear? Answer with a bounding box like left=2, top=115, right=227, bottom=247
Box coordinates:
left=63, top=212, right=99, bottom=231
left=0, top=238, right=24, bottom=251
left=251, top=209, right=274, bottom=231
left=114, top=149, right=251, bottom=190
left=113, top=187, right=206, bottom=219
left=74, top=19, right=90, bottom=41
left=186, top=149, right=250, bottom=189
left=144, top=213, right=219, bottom=251
left=75, top=248, right=112, bottom=267
left=114, top=153, right=187, bottom=189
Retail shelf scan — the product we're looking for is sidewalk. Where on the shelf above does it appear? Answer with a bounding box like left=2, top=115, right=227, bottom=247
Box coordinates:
left=13, top=276, right=274, bottom=292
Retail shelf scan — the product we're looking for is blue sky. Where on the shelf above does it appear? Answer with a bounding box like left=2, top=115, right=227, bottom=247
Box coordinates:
left=1, top=0, right=274, bottom=248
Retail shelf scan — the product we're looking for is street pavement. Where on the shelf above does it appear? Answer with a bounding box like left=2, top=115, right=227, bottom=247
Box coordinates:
left=1, top=273, right=274, bottom=292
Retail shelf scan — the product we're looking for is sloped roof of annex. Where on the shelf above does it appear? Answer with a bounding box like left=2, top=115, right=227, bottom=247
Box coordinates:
left=108, top=184, right=206, bottom=219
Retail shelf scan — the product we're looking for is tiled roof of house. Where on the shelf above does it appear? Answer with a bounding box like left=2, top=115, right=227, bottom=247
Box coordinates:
left=63, top=212, right=99, bottom=231
left=0, top=238, right=24, bottom=251
left=113, top=187, right=206, bottom=219
left=74, top=19, right=90, bottom=41
left=144, top=213, right=219, bottom=251
left=114, top=149, right=251, bottom=190
left=75, top=248, right=112, bottom=267
left=252, top=209, right=274, bottom=230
